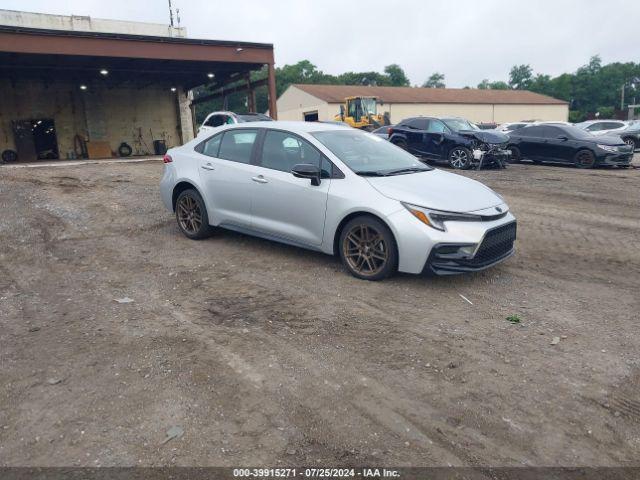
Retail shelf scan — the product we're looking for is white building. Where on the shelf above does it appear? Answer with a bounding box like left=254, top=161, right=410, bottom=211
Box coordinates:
left=277, top=84, right=569, bottom=125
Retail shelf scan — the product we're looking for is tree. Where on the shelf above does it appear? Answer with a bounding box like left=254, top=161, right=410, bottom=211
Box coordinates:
left=384, top=64, right=410, bottom=87
left=478, top=79, right=509, bottom=90
left=508, top=64, right=533, bottom=90
left=422, top=72, right=445, bottom=88
left=477, top=79, right=490, bottom=89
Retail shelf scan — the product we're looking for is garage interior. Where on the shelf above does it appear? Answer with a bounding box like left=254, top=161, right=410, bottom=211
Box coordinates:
left=0, top=25, right=277, bottom=162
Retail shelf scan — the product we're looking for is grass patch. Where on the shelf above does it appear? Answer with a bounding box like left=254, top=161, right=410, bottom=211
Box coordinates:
left=506, top=314, right=521, bottom=324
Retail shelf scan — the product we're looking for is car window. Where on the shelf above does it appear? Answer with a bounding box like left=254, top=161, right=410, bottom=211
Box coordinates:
left=586, top=123, right=604, bottom=131
left=426, top=120, right=446, bottom=133
left=218, top=129, right=258, bottom=164
left=204, top=115, right=225, bottom=128
left=403, top=118, right=425, bottom=129
left=260, top=130, right=322, bottom=173
left=200, top=133, right=222, bottom=157
left=516, top=125, right=545, bottom=137
left=543, top=126, right=564, bottom=137
left=604, top=122, right=625, bottom=129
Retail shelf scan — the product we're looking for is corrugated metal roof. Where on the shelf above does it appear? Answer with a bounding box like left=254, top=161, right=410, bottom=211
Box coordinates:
left=292, top=84, right=567, bottom=105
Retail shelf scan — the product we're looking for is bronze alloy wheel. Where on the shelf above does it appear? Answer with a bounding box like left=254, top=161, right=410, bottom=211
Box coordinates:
left=176, top=194, right=203, bottom=234
left=342, top=224, right=389, bottom=278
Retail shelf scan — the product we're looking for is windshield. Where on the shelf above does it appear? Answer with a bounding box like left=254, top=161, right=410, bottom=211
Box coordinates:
left=562, top=125, right=598, bottom=140
left=443, top=118, right=478, bottom=132
left=312, top=130, right=432, bottom=175
left=361, top=98, right=377, bottom=115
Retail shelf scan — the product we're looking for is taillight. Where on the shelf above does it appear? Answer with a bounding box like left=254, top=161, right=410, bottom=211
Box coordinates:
left=387, top=128, right=394, bottom=136
left=163, top=154, right=173, bottom=163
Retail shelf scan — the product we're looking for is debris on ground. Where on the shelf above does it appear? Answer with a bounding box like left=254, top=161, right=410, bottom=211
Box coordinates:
left=161, top=426, right=184, bottom=445
left=47, top=378, right=63, bottom=385
left=114, top=297, right=134, bottom=304
left=458, top=294, right=473, bottom=305
left=550, top=336, right=561, bottom=345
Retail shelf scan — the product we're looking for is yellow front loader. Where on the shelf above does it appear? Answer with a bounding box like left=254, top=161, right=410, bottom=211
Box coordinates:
left=335, top=96, right=390, bottom=131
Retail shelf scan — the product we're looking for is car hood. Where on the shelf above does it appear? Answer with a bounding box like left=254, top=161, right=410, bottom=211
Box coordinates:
left=366, top=169, right=504, bottom=213
left=588, top=134, right=626, bottom=145
left=457, top=129, right=509, bottom=144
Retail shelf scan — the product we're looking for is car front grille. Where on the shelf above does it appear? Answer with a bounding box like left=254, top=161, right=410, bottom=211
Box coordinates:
left=426, top=221, right=517, bottom=275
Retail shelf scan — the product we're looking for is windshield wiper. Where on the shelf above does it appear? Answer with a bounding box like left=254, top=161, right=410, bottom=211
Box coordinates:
left=385, top=167, right=430, bottom=175
left=356, top=170, right=390, bottom=176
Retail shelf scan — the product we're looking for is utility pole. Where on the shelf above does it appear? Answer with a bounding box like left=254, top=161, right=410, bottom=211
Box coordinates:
left=621, top=84, right=625, bottom=111
left=168, top=0, right=174, bottom=27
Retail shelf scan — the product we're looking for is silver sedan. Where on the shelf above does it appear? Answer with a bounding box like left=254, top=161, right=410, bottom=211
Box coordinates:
left=160, top=122, right=516, bottom=280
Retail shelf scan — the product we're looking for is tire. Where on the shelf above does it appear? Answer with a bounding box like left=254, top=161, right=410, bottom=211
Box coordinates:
left=509, top=146, right=521, bottom=163
left=393, top=138, right=408, bottom=151
left=339, top=216, right=398, bottom=281
left=574, top=149, right=596, bottom=169
left=175, top=189, right=214, bottom=240
left=448, top=147, right=473, bottom=170
left=622, top=137, right=637, bottom=150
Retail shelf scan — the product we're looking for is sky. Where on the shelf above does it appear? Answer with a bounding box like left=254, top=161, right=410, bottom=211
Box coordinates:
left=2, top=0, right=638, bottom=87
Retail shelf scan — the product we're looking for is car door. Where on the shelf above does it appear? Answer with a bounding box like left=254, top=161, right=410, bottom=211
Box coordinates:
left=402, top=119, right=426, bottom=153
left=196, top=128, right=260, bottom=227
left=421, top=119, right=448, bottom=159
left=538, top=126, right=574, bottom=162
left=514, top=125, right=545, bottom=159
left=250, top=130, right=331, bottom=247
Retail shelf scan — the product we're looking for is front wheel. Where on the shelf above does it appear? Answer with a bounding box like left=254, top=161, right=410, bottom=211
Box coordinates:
left=448, top=147, right=473, bottom=170
left=574, top=149, right=596, bottom=169
left=509, top=146, right=521, bottom=163
left=175, top=189, right=214, bottom=240
left=622, top=137, right=637, bottom=150
left=339, top=216, right=398, bottom=281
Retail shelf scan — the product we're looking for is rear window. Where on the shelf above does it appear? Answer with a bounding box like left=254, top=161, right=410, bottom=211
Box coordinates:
left=237, top=114, right=273, bottom=122
left=218, top=129, right=258, bottom=164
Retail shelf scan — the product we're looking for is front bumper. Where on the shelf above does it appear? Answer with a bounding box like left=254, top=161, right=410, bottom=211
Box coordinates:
left=423, top=221, right=517, bottom=275
left=596, top=151, right=633, bottom=166
left=386, top=207, right=516, bottom=275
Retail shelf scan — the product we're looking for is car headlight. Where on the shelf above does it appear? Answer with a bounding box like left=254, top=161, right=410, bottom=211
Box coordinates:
left=597, top=144, right=618, bottom=153
left=402, top=203, right=482, bottom=231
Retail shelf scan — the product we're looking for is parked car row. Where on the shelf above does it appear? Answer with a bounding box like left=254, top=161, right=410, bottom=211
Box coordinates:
left=371, top=116, right=635, bottom=169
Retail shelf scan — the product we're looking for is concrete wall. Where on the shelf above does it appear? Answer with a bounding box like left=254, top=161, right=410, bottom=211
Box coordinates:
left=0, top=9, right=186, bottom=37
left=0, top=79, right=189, bottom=160
left=277, top=86, right=569, bottom=124
left=276, top=86, right=339, bottom=122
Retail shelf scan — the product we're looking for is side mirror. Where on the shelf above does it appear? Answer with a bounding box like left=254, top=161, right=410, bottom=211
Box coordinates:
left=291, top=163, right=321, bottom=186
left=557, top=135, right=569, bottom=141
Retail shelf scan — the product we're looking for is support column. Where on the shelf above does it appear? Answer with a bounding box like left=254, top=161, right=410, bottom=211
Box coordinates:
left=267, top=63, right=277, bottom=120
left=245, top=73, right=256, bottom=113
left=177, top=87, right=195, bottom=145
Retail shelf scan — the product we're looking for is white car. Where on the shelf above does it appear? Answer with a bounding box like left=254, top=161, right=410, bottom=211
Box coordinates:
left=198, top=111, right=272, bottom=136
left=160, top=122, right=516, bottom=280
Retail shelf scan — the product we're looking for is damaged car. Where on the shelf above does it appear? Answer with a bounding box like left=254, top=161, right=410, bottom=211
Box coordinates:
left=389, top=116, right=511, bottom=169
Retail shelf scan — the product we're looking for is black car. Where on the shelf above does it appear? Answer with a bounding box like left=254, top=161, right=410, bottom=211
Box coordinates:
left=508, top=123, right=633, bottom=168
left=389, top=116, right=511, bottom=169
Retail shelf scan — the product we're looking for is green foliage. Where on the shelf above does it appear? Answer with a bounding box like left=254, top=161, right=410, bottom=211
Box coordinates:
left=422, top=72, right=446, bottom=88
left=384, top=64, right=411, bottom=87
left=568, top=110, right=586, bottom=123
left=506, top=314, right=521, bottom=324
left=509, top=64, right=533, bottom=90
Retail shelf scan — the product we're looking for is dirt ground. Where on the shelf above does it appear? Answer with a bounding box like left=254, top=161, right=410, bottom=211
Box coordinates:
left=0, top=157, right=639, bottom=467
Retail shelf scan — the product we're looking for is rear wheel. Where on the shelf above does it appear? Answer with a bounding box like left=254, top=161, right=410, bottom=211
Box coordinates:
left=175, top=189, right=214, bottom=240
left=448, top=147, right=472, bottom=170
left=574, top=149, right=596, bottom=169
left=393, top=138, right=408, bottom=150
left=339, top=216, right=398, bottom=281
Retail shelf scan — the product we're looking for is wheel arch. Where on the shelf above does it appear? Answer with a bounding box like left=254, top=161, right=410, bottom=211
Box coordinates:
left=172, top=181, right=205, bottom=212
left=332, top=211, right=399, bottom=257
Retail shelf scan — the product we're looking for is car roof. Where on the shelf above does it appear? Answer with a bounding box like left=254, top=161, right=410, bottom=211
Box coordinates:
left=210, top=120, right=352, bottom=134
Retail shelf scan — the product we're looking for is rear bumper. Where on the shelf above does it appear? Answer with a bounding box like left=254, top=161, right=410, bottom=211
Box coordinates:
left=423, top=221, right=517, bottom=275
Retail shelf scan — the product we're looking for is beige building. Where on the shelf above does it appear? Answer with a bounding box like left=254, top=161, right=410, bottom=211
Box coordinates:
left=277, top=84, right=569, bottom=125
left=0, top=10, right=277, bottom=162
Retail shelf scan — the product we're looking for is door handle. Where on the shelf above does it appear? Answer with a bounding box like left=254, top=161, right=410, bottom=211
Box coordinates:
left=201, top=163, right=215, bottom=171
left=251, top=175, right=268, bottom=184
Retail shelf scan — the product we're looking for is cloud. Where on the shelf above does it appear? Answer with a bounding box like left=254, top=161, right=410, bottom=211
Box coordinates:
left=3, top=0, right=638, bottom=87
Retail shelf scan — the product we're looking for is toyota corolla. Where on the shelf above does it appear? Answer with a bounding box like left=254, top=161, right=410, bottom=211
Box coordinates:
left=160, top=122, right=516, bottom=280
